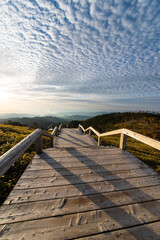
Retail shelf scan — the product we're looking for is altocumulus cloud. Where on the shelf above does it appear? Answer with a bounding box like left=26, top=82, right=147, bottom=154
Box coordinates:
left=0, top=0, right=160, bottom=112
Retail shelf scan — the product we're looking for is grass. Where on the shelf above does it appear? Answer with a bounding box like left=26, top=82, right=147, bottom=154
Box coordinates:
left=82, top=113, right=160, bottom=174
left=0, top=124, right=52, bottom=206
left=0, top=121, right=160, bottom=206
left=99, top=135, right=160, bottom=173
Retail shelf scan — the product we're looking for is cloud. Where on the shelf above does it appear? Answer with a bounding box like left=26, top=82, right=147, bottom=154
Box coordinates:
left=0, top=0, right=160, bottom=113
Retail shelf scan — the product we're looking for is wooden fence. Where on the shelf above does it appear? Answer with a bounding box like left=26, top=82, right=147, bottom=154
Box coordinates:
left=0, top=125, right=62, bottom=178
left=78, top=124, right=160, bottom=151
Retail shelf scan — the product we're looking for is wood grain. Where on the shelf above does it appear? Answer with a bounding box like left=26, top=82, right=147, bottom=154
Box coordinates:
left=0, top=128, right=160, bottom=240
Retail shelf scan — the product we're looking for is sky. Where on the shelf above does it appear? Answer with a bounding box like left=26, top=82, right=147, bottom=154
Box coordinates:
left=0, top=0, right=160, bottom=115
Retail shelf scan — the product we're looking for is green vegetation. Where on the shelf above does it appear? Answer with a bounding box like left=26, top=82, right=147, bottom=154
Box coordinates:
left=0, top=116, right=66, bottom=129
left=82, top=112, right=160, bottom=173
left=0, top=124, right=52, bottom=206
left=0, top=112, right=160, bottom=205
left=100, top=136, right=160, bottom=173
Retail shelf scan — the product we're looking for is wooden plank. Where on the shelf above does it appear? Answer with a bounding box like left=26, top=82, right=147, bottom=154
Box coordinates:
left=34, top=150, right=136, bottom=158
left=43, top=147, right=125, bottom=157
left=55, top=132, right=97, bottom=147
left=5, top=175, right=160, bottom=204
left=26, top=159, right=146, bottom=171
left=15, top=169, right=158, bottom=189
left=55, top=143, right=96, bottom=148
left=35, top=152, right=132, bottom=159
left=26, top=161, right=146, bottom=171
left=30, top=156, right=140, bottom=167
left=35, top=149, right=131, bottom=159
left=36, top=155, right=136, bottom=162
left=1, top=186, right=160, bottom=224
left=78, top=221, right=160, bottom=240
left=21, top=166, right=155, bottom=179
left=0, top=200, right=160, bottom=239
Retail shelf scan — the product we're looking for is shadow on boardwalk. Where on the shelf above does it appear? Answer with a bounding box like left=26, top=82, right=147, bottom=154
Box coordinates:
left=41, top=148, right=160, bottom=239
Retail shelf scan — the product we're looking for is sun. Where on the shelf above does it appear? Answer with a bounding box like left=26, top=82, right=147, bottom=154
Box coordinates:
left=0, top=88, right=12, bottom=102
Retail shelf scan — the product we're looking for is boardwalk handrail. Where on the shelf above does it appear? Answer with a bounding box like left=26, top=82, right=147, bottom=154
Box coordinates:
left=58, top=124, right=63, bottom=134
left=0, top=127, right=59, bottom=178
left=78, top=124, right=160, bottom=151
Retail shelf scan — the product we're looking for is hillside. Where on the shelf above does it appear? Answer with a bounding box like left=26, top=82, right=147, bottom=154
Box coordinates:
left=81, top=112, right=160, bottom=173
left=0, top=124, right=52, bottom=205
left=64, top=115, right=92, bottom=121
left=0, top=116, right=66, bottom=129
left=82, top=112, right=160, bottom=140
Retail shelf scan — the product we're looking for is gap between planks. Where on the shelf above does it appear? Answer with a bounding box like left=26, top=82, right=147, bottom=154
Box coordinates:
left=0, top=201, right=160, bottom=240
left=1, top=185, right=160, bottom=225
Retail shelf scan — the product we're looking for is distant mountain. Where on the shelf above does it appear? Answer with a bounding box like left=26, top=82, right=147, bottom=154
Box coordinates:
left=64, top=115, right=91, bottom=121
left=0, top=116, right=66, bottom=129
left=56, top=111, right=109, bottom=118
left=0, top=113, right=36, bottom=119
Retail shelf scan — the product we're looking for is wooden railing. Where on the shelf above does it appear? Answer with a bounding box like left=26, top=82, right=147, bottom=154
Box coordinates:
left=78, top=124, right=160, bottom=151
left=0, top=125, right=62, bottom=178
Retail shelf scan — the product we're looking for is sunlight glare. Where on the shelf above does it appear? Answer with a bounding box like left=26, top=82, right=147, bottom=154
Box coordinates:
left=0, top=88, right=12, bottom=102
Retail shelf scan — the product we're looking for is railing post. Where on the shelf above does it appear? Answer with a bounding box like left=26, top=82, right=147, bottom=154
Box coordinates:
left=98, top=136, right=101, bottom=146
left=119, top=133, right=127, bottom=150
left=50, top=137, right=53, bottom=147
left=36, top=131, right=43, bottom=154
left=89, top=129, right=92, bottom=136
left=58, top=124, right=62, bottom=134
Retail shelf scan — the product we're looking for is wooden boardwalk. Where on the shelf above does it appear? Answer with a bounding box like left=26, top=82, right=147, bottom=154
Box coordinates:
left=54, top=128, right=97, bottom=147
left=0, top=128, right=160, bottom=239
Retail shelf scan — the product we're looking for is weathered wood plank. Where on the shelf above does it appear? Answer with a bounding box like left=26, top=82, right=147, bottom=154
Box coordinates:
left=55, top=128, right=97, bottom=148
left=78, top=221, right=160, bottom=240
left=5, top=175, right=160, bottom=204
left=25, top=163, right=151, bottom=175
left=33, top=154, right=138, bottom=162
left=0, top=200, right=160, bottom=240
left=1, top=127, right=159, bottom=240
left=41, top=148, right=128, bottom=156
left=26, top=160, right=146, bottom=171
left=29, top=157, right=140, bottom=168
left=21, top=166, right=155, bottom=179
left=15, top=169, right=158, bottom=189
left=1, top=186, right=160, bottom=224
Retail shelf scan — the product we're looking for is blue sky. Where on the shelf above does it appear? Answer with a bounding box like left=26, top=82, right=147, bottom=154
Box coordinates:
left=0, top=0, right=160, bottom=115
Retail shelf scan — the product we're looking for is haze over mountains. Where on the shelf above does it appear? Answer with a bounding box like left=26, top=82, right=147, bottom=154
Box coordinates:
left=1, top=111, right=160, bottom=130
left=0, top=112, right=108, bottom=119
left=0, top=112, right=106, bottom=129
